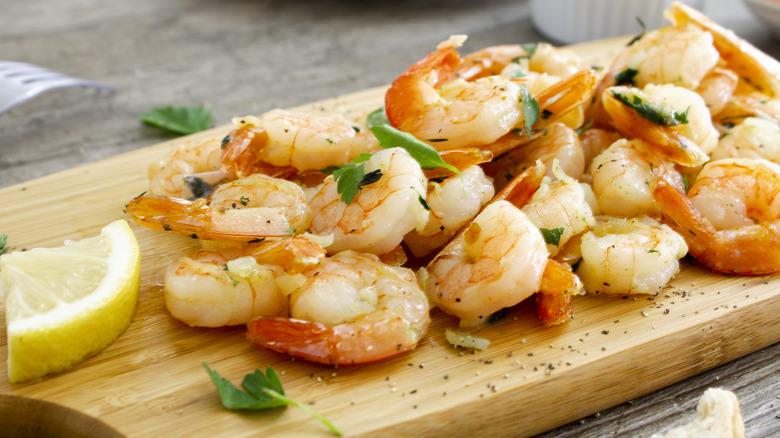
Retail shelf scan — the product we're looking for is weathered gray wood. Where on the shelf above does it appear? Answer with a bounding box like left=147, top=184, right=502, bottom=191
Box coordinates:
left=0, top=0, right=778, bottom=436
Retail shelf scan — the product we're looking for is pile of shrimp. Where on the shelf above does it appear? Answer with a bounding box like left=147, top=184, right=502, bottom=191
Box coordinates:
left=126, top=1, right=780, bottom=366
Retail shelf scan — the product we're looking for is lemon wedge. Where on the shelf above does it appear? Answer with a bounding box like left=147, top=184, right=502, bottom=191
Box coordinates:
left=0, top=220, right=140, bottom=383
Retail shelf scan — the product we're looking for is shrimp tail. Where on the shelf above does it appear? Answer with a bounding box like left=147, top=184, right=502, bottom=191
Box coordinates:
left=425, top=148, right=493, bottom=180
left=534, top=70, right=597, bottom=125
left=601, top=90, right=708, bottom=167
left=221, top=123, right=298, bottom=179
left=652, top=179, right=720, bottom=266
left=125, top=195, right=294, bottom=241
left=247, top=315, right=425, bottom=365
left=385, top=35, right=465, bottom=129
left=537, top=259, right=583, bottom=326
left=125, top=195, right=209, bottom=236
left=245, top=237, right=326, bottom=274
left=494, top=160, right=546, bottom=208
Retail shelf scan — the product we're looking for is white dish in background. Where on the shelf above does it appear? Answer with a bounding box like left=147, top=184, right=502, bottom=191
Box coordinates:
left=743, top=0, right=780, bottom=38
left=530, top=0, right=705, bottom=45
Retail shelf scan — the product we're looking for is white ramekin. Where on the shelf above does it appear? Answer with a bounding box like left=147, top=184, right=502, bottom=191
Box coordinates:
left=530, top=0, right=706, bottom=45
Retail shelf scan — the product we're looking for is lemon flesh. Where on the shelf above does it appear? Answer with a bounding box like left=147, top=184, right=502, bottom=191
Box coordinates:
left=0, top=220, right=140, bottom=383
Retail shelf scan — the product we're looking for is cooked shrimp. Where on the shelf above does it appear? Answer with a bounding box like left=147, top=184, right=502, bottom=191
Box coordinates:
left=126, top=173, right=311, bottom=240
left=696, top=67, right=739, bottom=116
left=668, top=1, right=780, bottom=98
left=164, top=237, right=326, bottom=327
left=456, top=42, right=586, bottom=81
left=246, top=250, right=430, bottom=365
left=419, top=200, right=548, bottom=327
left=716, top=93, right=780, bottom=128
left=654, top=158, right=780, bottom=275
left=712, top=117, right=780, bottom=163
left=385, top=35, right=524, bottom=151
left=521, top=162, right=597, bottom=257
left=148, top=137, right=234, bottom=199
left=622, top=21, right=719, bottom=90
left=404, top=164, right=495, bottom=258
left=537, top=259, right=584, bottom=326
left=590, top=138, right=685, bottom=218
left=485, top=122, right=587, bottom=185
left=384, top=35, right=595, bottom=151
left=420, top=163, right=549, bottom=327
left=308, top=147, right=429, bottom=255
left=221, top=110, right=380, bottom=177
left=578, top=216, right=688, bottom=295
left=603, top=84, right=718, bottom=165
left=579, top=127, right=623, bottom=170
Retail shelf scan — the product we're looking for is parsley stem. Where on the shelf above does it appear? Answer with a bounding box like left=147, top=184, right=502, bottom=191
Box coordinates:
left=262, top=388, right=343, bottom=436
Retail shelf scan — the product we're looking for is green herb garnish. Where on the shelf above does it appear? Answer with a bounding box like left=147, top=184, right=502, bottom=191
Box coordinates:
left=140, top=105, right=212, bottom=135
left=521, top=42, right=540, bottom=60
left=0, top=233, right=9, bottom=256
left=540, top=227, right=565, bottom=246
left=611, top=90, right=690, bottom=126
left=520, top=84, right=540, bottom=140
left=614, top=68, right=638, bottom=86
left=366, top=107, right=390, bottom=127
left=203, top=363, right=341, bottom=436
left=575, top=119, right=594, bottom=136
left=370, top=124, right=462, bottom=177
left=627, top=17, right=647, bottom=46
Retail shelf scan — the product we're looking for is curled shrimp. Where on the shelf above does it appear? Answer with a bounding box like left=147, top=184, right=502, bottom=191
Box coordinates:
left=148, top=137, right=234, bottom=199
left=696, top=67, right=739, bottom=117
left=307, top=147, right=429, bottom=255
left=403, top=164, right=495, bottom=258
left=521, top=161, right=597, bottom=257
left=485, top=122, right=587, bottom=186
left=712, top=117, right=780, bottom=163
left=602, top=84, right=718, bottom=166
left=246, top=250, right=431, bottom=365
left=221, top=110, right=380, bottom=177
left=165, top=237, right=326, bottom=327
left=668, top=1, right=780, bottom=98
left=420, top=163, right=549, bottom=327
left=456, top=42, right=586, bottom=81
left=126, top=173, right=311, bottom=240
left=590, top=138, right=685, bottom=218
left=654, top=158, right=780, bottom=275
left=578, top=216, right=688, bottom=295
left=384, top=35, right=596, bottom=151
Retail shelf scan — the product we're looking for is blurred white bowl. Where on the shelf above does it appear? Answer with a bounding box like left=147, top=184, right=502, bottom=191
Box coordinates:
left=743, top=0, right=780, bottom=38
left=530, top=0, right=705, bottom=44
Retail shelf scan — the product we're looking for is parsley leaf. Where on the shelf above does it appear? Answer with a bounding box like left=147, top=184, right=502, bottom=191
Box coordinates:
left=520, top=84, right=540, bottom=139
left=0, top=233, right=8, bottom=256
left=370, top=124, right=462, bottom=177
left=627, top=17, right=647, bottom=46
left=366, top=107, right=390, bottom=127
left=614, top=68, right=638, bottom=86
left=540, top=227, right=565, bottom=246
left=203, top=363, right=342, bottom=436
left=141, top=105, right=212, bottom=135
left=611, top=90, right=690, bottom=127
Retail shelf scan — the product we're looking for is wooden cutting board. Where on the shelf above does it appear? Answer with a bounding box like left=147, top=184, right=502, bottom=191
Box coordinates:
left=0, top=36, right=778, bottom=438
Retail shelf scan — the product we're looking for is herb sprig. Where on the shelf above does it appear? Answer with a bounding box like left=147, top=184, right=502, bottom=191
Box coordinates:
left=540, top=227, right=564, bottom=246
left=520, top=84, right=540, bottom=139
left=141, top=105, right=212, bottom=135
left=323, top=109, right=464, bottom=204
left=0, top=233, right=8, bottom=256
left=612, top=90, right=690, bottom=126
left=203, top=363, right=342, bottom=436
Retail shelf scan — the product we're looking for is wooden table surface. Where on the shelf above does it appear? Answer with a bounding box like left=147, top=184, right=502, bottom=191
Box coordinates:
left=1, top=0, right=778, bottom=436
